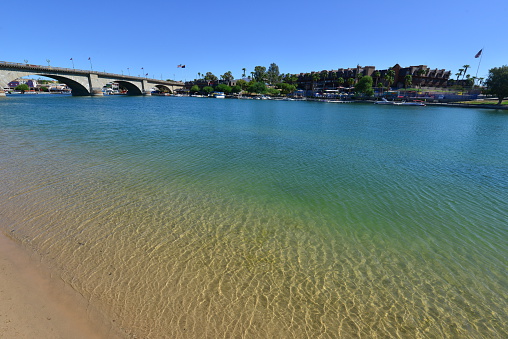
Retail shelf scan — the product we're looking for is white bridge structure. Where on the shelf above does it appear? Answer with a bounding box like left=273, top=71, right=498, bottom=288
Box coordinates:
left=0, top=61, right=184, bottom=96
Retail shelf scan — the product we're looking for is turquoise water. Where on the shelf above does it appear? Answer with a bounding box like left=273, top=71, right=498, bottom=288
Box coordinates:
left=0, top=95, right=507, bottom=338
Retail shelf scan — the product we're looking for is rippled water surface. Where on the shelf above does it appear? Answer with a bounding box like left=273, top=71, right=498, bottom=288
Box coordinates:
left=1, top=95, right=507, bottom=338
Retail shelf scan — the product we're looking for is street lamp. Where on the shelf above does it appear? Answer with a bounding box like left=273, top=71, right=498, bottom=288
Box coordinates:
left=46, top=59, right=51, bottom=67
left=127, top=68, right=130, bottom=75
left=24, top=59, right=28, bottom=64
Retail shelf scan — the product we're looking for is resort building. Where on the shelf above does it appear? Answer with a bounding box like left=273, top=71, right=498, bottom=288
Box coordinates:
left=292, top=64, right=452, bottom=92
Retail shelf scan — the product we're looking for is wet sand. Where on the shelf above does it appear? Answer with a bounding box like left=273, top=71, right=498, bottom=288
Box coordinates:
left=0, top=232, right=125, bottom=339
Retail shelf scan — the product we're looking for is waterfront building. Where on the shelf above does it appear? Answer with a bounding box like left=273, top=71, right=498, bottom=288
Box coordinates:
left=292, top=64, right=452, bottom=93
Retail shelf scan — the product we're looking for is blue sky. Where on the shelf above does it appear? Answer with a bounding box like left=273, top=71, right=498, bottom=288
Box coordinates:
left=1, top=0, right=506, bottom=82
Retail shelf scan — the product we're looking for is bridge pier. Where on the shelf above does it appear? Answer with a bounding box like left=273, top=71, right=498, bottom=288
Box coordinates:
left=88, top=74, right=104, bottom=96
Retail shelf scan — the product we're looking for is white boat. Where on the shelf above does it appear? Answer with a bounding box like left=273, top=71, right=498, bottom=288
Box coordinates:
left=399, top=100, right=426, bottom=106
left=374, top=98, right=398, bottom=105
left=213, top=92, right=225, bottom=99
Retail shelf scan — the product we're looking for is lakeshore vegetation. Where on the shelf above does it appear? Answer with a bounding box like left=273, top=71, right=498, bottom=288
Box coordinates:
left=182, top=63, right=508, bottom=104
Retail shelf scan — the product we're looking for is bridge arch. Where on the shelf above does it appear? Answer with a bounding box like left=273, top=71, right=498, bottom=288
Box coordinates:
left=0, top=70, right=91, bottom=96
left=40, top=75, right=90, bottom=96
left=114, top=80, right=143, bottom=96
left=154, top=84, right=173, bottom=94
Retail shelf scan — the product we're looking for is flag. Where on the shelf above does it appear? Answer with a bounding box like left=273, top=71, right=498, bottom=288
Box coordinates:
left=177, top=64, right=182, bottom=68
left=88, top=57, right=91, bottom=60
left=181, top=65, right=186, bottom=68
left=475, top=49, right=482, bottom=58
left=70, top=58, right=73, bottom=60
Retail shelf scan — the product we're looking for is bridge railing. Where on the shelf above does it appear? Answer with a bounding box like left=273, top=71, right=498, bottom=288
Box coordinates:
left=0, top=61, right=182, bottom=85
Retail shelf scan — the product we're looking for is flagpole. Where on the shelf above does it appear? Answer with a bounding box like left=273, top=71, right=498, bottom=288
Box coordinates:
left=475, top=48, right=484, bottom=79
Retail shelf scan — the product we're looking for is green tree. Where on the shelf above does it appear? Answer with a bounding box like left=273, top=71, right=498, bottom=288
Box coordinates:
left=40, top=86, right=49, bottom=92
left=190, top=85, right=200, bottom=93
left=354, top=75, right=374, bottom=96
left=215, top=84, right=232, bottom=94
left=458, top=68, right=464, bottom=80
left=204, top=72, right=218, bottom=85
left=383, top=73, right=394, bottom=90
left=220, top=71, right=234, bottom=85
left=404, top=74, right=413, bottom=93
left=231, top=85, right=242, bottom=94
left=416, top=68, right=426, bottom=89
left=247, top=81, right=267, bottom=94
left=15, top=84, right=30, bottom=93
left=337, top=77, right=344, bottom=89
left=253, top=66, right=267, bottom=82
left=320, top=70, right=329, bottom=90
left=373, top=71, right=381, bottom=87
left=236, top=79, right=248, bottom=90
left=346, top=77, right=355, bottom=93
left=202, top=86, right=214, bottom=95
left=311, top=73, right=320, bottom=92
left=330, top=72, right=337, bottom=89
left=485, top=65, right=508, bottom=104
left=276, top=83, right=297, bottom=95
left=266, top=63, right=281, bottom=84
left=266, top=88, right=280, bottom=96
left=462, top=65, right=470, bottom=80
left=283, top=74, right=298, bottom=85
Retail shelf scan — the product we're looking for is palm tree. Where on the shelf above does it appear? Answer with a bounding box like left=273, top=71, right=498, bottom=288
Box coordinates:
left=458, top=68, right=464, bottom=80
left=462, top=65, right=470, bottom=80
left=320, top=70, right=328, bottom=91
left=330, top=72, right=337, bottom=89
left=347, top=77, right=355, bottom=94
left=455, top=72, right=461, bottom=81
left=311, top=73, right=320, bottom=93
left=373, top=71, right=381, bottom=88
left=416, top=69, right=426, bottom=90
left=404, top=75, right=413, bottom=97
left=242, top=68, right=246, bottom=78
left=383, top=73, right=394, bottom=91
left=337, top=77, right=344, bottom=91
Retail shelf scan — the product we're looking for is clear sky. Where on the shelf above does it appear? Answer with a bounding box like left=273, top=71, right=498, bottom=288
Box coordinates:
left=1, top=0, right=506, bottom=82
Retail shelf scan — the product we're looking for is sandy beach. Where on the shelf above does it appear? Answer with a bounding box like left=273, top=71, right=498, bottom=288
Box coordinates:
left=0, top=231, right=124, bottom=339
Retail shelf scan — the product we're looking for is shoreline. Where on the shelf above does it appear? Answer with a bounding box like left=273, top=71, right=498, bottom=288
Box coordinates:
left=0, top=230, right=126, bottom=339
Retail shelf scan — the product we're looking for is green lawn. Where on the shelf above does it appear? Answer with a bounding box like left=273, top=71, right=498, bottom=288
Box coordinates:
left=456, top=100, right=508, bottom=105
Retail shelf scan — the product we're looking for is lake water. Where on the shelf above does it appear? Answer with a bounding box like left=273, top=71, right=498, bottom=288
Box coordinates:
left=0, top=95, right=507, bottom=338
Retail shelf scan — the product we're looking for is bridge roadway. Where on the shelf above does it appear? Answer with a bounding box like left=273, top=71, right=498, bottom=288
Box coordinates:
left=0, top=61, right=184, bottom=96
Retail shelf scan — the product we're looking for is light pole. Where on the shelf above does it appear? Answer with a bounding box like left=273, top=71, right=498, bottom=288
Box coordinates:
left=141, top=67, right=144, bottom=78
left=24, top=59, right=28, bottom=64
left=127, top=68, right=130, bottom=75
left=70, top=58, right=74, bottom=69
left=88, top=57, right=93, bottom=71
left=46, top=59, right=51, bottom=67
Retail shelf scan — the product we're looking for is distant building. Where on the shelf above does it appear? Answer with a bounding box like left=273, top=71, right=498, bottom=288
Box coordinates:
left=291, top=64, right=452, bottom=92
left=7, top=78, right=38, bottom=89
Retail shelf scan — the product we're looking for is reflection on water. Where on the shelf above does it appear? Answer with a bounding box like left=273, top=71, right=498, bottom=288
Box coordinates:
left=0, top=96, right=507, bottom=338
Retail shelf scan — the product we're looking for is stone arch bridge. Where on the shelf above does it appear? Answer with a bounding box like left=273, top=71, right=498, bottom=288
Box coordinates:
left=0, top=61, right=184, bottom=96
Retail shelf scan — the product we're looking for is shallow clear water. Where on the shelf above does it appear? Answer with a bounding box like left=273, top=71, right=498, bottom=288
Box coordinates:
left=0, top=95, right=507, bottom=338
